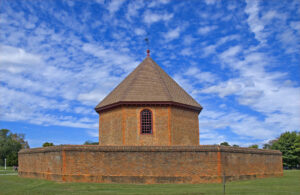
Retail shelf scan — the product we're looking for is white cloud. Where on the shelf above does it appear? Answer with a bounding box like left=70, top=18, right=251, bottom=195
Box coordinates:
left=74, top=107, right=93, bottom=115
left=126, top=1, right=144, bottom=21
left=182, top=35, right=196, bottom=45
left=201, top=80, right=242, bottom=97
left=204, top=0, right=217, bottom=5
left=134, top=28, right=146, bottom=36
left=0, top=80, right=97, bottom=130
left=199, top=44, right=300, bottom=142
left=184, top=66, right=217, bottom=84
left=198, top=108, right=281, bottom=145
left=244, top=0, right=289, bottom=47
left=0, top=86, right=98, bottom=130
left=217, top=34, right=240, bottom=45
left=198, top=25, right=218, bottom=35
left=200, top=132, right=225, bottom=145
left=201, top=35, right=240, bottom=57
left=82, top=43, right=139, bottom=71
left=180, top=48, right=192, bottom=56
left=107, top=0, right=125, bottom=15
left=202, top=44, right=217, bottom=57
left=277, top=28, right=299, bottom=54
left=173, top=74, right=197, bottom=95
left=261, top=10, right=279, bottom=22
left=148, top=0, right=170, bottom=8
left=94, top=0, right=104, bottom=4
left=290, top=21, right=300, bottom=33
left=163, top=27, right=181, bottom=41
left=0, top=41, right=138, bottom=130
left=220, top=45, right=241, bottom=59
left=245, top=0, right=266, bottom=43
left=0, top=45, right=41, bottom=65
left=0, top=45, right=69, bottom=97
left=77, top=90, right=106, bottom=106
left=143, top=10, right=173, bottom=25
left=87, top=129, right=99, bottom=137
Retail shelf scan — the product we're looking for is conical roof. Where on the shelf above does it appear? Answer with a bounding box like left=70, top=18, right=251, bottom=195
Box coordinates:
left=95, top=56, right=202, bottom=112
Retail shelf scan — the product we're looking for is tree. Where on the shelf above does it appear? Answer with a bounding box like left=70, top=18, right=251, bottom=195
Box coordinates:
left=263, top=139, right=277, bottom=149
left=268, top=131, right=300, bottom=168
left=248, top=144, right=259, bottom=149
left=220, top=142, right=230, bottom=146
left=83, top=141, right=99, bottom=145
left=232, top=144, right=239, bottom=147
left=0, top=129, right=29, bottom=166
left=42, top=142, right=54, bottom=147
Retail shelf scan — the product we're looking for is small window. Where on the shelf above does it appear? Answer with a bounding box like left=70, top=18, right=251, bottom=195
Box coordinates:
left=140, top=109, right=152, bottom=134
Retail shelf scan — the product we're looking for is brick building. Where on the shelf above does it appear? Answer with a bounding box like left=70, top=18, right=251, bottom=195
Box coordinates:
left=95, top=55, right=202, bottom=146
left=18, top=52, right=283, bottom=184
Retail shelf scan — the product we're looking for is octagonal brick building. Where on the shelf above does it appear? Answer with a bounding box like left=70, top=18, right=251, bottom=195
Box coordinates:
left=95, top=55, right=203, bottom=146
left=18, top=52, right=283, bottom=184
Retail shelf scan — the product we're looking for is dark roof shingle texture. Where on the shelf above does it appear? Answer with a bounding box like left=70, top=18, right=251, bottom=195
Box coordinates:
left=95, top=57, right=202, bottom=110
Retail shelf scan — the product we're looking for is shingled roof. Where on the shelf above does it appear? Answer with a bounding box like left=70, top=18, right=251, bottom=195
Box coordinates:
left=95, top=56, right=202, bottom=113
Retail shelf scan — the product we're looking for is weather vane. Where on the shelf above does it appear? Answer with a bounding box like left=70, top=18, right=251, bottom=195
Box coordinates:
left=144, top=37, right=150, bottom=56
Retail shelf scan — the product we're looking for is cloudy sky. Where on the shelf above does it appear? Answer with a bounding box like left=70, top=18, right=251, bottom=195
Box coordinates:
left=0, top=0, right=299, bottom=148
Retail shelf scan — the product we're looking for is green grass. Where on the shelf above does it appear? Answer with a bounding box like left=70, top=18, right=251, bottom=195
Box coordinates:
left=0, top=166, right=17, bottom=175
left=0, top=170, right=299, bottom=195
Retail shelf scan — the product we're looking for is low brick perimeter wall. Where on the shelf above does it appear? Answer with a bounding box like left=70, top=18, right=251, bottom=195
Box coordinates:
left=18, top=145, right=283, bottom=184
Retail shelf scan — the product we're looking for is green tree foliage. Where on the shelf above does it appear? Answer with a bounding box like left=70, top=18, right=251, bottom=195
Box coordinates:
left=232, top=144, right=240, bottom=147
left=83, top=141, right=99, bottom=145
left=42, top=142, right=54, bottom=147
left=266, top=131, right=300, bottom=168
left=220, top=142, right=230, bottom=146
left=0, top=129, right=29, bottom=166
left=248, top=144, right=259, bottom=149
left=263, top=139, right=278, bottom=149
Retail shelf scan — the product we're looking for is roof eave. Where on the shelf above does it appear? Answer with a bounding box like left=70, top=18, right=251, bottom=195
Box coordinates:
left=95, top=101, right=203, bottom=114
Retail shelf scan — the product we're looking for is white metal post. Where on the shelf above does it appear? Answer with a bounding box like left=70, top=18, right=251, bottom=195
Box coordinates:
left=4, top=158, right=6, bottom=170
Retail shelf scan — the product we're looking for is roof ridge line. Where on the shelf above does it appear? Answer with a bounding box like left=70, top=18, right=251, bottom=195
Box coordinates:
left=95, top=62, right=138, bottom=109
left=150, top=59, right=202, bottom=108
left=149, top=58, right=173, bottom=101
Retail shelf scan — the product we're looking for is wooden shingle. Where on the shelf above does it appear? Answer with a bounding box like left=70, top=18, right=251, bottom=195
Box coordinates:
left=95, top=57, right=202, bottom=112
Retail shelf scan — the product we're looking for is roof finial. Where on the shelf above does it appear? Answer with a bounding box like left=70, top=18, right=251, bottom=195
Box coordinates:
left=145, top=37, right=150, bottom=57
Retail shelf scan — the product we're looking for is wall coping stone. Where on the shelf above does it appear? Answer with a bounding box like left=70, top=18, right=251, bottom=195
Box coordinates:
left=19, top=145, right=281, bottom=155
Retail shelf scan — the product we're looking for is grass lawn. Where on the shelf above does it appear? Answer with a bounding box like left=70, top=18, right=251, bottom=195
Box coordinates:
left=0, top=170, right=299, bottom=195
left=0, top=166, right=17, bottom=175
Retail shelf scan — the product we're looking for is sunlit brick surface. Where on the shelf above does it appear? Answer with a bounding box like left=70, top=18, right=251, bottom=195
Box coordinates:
left=18, top=145, right=283, bottom=184
left=99, top=106, right=199, bottom=146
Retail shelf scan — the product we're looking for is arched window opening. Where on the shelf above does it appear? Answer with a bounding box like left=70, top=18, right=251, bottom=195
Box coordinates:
left=140, top=109, right=152, bottom=134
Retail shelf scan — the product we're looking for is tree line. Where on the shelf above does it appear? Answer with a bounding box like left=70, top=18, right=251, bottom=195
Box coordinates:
left=0, top=129, right=29, bottom=166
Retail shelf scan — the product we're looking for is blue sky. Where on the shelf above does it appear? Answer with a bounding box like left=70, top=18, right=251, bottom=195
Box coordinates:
left=0, top=0, right=299, bottom=148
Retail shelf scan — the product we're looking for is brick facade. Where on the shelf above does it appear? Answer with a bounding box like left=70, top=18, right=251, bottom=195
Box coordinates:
left=99, top=106, right=199, bottom=146
left=18, top=145, right=283, bottom=184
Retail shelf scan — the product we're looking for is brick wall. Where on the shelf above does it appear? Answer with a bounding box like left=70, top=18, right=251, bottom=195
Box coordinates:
left=99, top=107, right=123, bottom=145
left=220, top=147, right=283, bottom=181
left=18, top=145, right=283, bottom=184
left=171, top=107, right=199, bottom=145
left=18, top=149, right=63, bottom=181
left=99, top=106, right=199, bottom=146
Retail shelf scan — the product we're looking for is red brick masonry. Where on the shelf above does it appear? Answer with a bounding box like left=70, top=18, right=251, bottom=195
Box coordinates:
left=18, top=145, right=283, bottom=184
